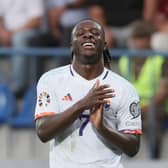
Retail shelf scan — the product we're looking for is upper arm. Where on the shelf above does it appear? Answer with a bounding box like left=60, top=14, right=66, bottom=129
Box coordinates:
left=35, top=75, right=59, bottom=121
left=117, top=83, right=142, bottom=135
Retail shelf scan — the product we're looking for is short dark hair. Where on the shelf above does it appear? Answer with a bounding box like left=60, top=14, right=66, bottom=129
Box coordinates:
left=130, top=20, right=155, bottom=38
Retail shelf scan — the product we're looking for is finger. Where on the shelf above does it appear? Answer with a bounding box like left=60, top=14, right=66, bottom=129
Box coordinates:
left=94, top=79, right=100, bottom=88
left=96, top=99, right=112, bottom=105
left=97, top=88, right=115, bottom=95
left=95, top=84, right=111, bottom=91
left=98, top=94, right=115, bottom=100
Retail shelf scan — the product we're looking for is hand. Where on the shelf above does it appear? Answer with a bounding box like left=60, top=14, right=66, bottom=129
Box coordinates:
left=78, top=79, right=115, bottom=110
left=0, top=29, right=12, bottom=46
left=90, top=104, right=104, bottom=129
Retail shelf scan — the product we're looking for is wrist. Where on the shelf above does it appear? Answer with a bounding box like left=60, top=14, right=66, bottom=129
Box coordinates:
left=75, top=100, right=87, bottom=112
left=96, top=122, right=110, bottom=136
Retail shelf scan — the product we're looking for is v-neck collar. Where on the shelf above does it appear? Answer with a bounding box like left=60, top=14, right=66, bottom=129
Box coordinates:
left=69, top=64, right=109, bottom=83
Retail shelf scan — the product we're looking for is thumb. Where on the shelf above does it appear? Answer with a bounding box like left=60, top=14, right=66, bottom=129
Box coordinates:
left=93, top=79, right=100, bottom=89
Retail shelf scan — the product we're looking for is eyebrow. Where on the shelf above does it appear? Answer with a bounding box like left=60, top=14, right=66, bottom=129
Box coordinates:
left=76, top=27, right=100, bottom=33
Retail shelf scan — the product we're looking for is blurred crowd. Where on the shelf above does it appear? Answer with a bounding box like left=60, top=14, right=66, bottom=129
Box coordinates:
left=0, top=0, right=168, bottom=159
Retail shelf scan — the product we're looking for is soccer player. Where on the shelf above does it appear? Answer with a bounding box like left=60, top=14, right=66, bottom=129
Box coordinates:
left=35, top=19, right=142, bottom=168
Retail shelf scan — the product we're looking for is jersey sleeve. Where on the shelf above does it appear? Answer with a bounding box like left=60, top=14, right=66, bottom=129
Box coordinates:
left=117, top=84, right=142, bottom=135
left=34, top=74, right=59, bottom=120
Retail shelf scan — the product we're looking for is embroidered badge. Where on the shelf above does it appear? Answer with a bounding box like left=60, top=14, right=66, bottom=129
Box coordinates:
left=38, top=91, right=50, bottom=107
left=129, top=102, right=141, bottom=119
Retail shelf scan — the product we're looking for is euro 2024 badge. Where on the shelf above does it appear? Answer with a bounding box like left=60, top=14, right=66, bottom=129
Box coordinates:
left=38, top=91, right=50, bottom=107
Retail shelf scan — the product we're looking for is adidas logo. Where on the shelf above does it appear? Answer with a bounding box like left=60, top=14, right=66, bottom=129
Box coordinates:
left=62, top=93, right=73, bottom=101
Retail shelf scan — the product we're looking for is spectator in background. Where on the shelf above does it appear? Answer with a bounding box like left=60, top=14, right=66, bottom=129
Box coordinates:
left=88, top=0, right=157, bottom=48
left=29, top=0, right=89, bottom=79
left=47, top=0, right=89, bottom=47
left=119, top=20, right=168, bottom=158
left=88, top=5, right=114, bottom=48
left=0, top=0, right=44, bottom=97
left=144, top=0, right=168, bottom=32
left=150, top=35, right=168, bottom=158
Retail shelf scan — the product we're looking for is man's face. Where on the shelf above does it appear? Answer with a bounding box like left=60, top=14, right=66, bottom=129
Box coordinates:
left=71, top=20, right=105, bottom=65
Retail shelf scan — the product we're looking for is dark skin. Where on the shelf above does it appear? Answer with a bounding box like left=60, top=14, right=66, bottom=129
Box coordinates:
left=36, top=20, right=140, bottom=157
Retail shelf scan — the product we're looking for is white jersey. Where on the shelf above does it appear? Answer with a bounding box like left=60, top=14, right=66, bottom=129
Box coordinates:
left=35, top=65, right=142, bottom=168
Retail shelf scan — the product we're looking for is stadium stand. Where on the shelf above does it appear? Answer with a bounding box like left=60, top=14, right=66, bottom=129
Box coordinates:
left=8, top=86, right=36, bottom=128
left=0, top=83, right=16, bottom=124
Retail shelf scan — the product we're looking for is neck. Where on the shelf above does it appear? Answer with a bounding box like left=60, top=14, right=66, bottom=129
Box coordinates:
left=72, top=61, right=104, bottom=80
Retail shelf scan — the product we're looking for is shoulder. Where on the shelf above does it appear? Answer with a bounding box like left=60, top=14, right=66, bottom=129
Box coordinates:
left=37, top=65, right=70, bottom=86
left=108, top=70, right=138, bottom=95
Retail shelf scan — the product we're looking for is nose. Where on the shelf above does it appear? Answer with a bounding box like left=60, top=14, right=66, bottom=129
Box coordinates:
left=83, top=31, right=93, bottom=39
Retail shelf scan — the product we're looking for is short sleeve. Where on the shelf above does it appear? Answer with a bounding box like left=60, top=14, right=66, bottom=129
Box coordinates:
left=35, top=75, right=59, bottom=120
left=117, top=84, right=142, bottom=135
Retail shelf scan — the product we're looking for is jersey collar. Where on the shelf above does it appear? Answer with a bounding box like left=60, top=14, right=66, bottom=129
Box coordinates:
left=69, top=64, right=109, bottom=81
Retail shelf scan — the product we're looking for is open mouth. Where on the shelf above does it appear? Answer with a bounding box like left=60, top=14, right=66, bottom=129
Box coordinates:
left=82, top=42, right=96, bottom=49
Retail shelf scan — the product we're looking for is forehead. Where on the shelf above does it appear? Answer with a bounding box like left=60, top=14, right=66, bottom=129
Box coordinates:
left=73, top=20, right=103, bottom=33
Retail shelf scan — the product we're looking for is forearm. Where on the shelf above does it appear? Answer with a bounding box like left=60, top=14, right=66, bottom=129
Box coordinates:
left=143, top=0, right=158, bottom=23
left=47, top=8, right=61, bottom=32
left=36, top=101, right=85, bottom=142
left=97, top=125, right=140, bottom=157
left=0, top=17, right=5, bottom=32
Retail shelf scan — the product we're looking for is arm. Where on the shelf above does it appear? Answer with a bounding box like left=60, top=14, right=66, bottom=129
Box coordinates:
left=89, top=80, right=141, bottom=157
left=36, top=80, right=115, bottom=142
left=47, top=7, right=62, bottom=39
left=15, top=17, right=42, bottom=32
left=90, top=105, right=140, bottom=157
left=143, top=0, right=159, bottom=23
left=0, top=16, right=12, bottom=46
left=36, top=101, right=85, bottom=142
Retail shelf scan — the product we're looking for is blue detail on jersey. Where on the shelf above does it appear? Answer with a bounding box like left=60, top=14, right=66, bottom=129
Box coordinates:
left=79, top=114, right=89, bottom=136
left=102, top=71, right=109, bottom=80
left=104, top=103, right=110, bottom=109
left=69, top=65, right=74, bottom=76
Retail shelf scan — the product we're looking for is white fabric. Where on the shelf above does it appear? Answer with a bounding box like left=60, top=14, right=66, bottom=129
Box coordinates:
left=35, top=65, right=142, bottom=168
left=47, top=0, right=88, bottom=27
left=0, top=0, right=44, bottom=31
